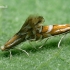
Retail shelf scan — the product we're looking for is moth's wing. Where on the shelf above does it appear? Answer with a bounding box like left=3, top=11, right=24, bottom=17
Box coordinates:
left=21, top=15, right=33, bottom=29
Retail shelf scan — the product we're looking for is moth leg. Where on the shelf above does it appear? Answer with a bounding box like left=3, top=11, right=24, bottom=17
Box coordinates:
left=15, top=48, right=29, bottom=56
left=29, top=34, right=43, bottom=49
left=39, top=37, right=50, bottom=48
left=58, top=35, right=65, bottom=48
left=9, top=50, right=12, bottom=59
left=29, top=40, right=36, bottom=49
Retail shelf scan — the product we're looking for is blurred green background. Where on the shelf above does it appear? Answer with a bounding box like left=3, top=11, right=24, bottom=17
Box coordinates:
left=0, top=0, right=70, bottom=70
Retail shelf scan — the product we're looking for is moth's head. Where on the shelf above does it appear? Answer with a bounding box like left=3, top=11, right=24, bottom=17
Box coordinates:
left=26, top=15, right=44, bottom=26
left=31, top=15, right=44, bottom=25
left=36, top=16, right=44, bottom=24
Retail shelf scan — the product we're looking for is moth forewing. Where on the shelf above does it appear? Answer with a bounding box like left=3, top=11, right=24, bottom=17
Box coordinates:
left=41, top=24, right=70, bottom=37
left=1, top=34, right=24, bottom=51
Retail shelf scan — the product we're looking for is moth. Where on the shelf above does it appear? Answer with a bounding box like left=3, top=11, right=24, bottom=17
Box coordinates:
left=1, top=15, right=70, bottom=51
left=0, top=15, right=44, bottom=51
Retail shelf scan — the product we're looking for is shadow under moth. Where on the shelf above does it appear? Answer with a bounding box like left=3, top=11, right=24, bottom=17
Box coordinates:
left=1, top=15, right=70, bottom=54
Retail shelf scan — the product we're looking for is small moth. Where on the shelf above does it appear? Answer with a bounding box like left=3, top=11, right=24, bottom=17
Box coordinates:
left=0, top=15, right=44, bottom=51
left=1, top=15, right=70, bottom=51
